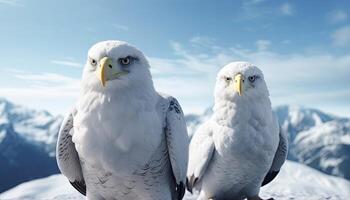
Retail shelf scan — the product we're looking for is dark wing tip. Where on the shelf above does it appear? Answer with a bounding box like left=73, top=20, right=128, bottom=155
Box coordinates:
left=70, top=180, right=86, bottom=196
left=186, top=175, right=198, bottom=194
left=262, top=170, right=279, bottom=187
left=186, top=177, right=192, bottom=193
left=176, top=181, right=186, bottom=200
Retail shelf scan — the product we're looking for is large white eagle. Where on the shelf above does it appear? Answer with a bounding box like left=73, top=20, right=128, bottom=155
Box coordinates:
left=186, top=62, right=288, bottom=200
left=56, top=40, right=189, bottom=200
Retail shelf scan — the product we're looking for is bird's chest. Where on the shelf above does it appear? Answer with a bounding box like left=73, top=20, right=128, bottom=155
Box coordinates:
left=214, top=116, right=276, bottom=165
left=73, top=95, right=164, bottom=176
left=80, top=138, right=173, bottom=200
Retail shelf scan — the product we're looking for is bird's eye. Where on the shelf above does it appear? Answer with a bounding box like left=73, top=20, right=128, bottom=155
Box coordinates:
left=248, top=75, right=257, bottom=83
left=119, top=57, right=130, bottom=66
left=90, top=58, right=97, bottom=66
left=225, top=77, right=232, bottom=81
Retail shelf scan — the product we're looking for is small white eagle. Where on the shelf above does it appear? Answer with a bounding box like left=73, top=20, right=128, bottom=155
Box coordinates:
left=56, top=40, right=189, bottom=200
left=186, top=62, right=288, bottom=200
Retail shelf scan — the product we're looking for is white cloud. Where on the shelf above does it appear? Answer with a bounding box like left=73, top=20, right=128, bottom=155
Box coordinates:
left=238, top=0, right=268, bottom=20
left=0, top=0, right=23, bottom=6
left=150, top=39, right=350, bottom=116
left=0, top=70, right=80, bottom=115
left=328, top=10, right=348, bottom=24
left=331, top=26, right=350, bottom=47
left=2, top=38, right=350, bottom=117
left=280, top=3, right=294, bottom=16
left=256, top=40, right=271, bottom=51
left=50, top=60, right=82, bottom=68
left=238, top=1, right=294, bottom=21
left=190, top=36, right=216, bottom=46
left=111, top=24, right=129, bottom=31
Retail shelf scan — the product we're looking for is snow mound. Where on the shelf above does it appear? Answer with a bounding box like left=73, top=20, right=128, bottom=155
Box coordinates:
left=1, top=161, right=349, bottom=200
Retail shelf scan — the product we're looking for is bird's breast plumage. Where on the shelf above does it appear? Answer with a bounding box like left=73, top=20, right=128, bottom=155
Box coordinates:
left=73, top=91, right=164, bottom=177
left=80, top=135, right=175, bottom=200
left=201, top=100, right=279, bottom=198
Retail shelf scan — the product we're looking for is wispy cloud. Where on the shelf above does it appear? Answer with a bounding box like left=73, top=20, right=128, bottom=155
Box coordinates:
left=50, top=60, right=83, bottom=68
left=331, top=26, right=350, bottom=47
left=256, top=40, right=271, bottom=51
left=280, top=3, right=294, bottom=16
left=0, top=0, right=23, bottom=6
left=2, top=37, right=350, bottom=116
left=111, top=24, right=129, bottom=31
left=0, top=70, right=80, bottom=115
left=237, top=1, right=295, bottom=21
left=327, top=10, right=348, bottom=24
left=150, top=38, right=350, bottom=115
left=189, top=36, right=216, bottom=46
left=238, top=0, right=269, bottom=20
left=14, top=72, right=79, bottom=84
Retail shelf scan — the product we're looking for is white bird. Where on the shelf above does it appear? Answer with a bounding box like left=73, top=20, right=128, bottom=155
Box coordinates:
left=56, top=40, right=189, bottom=200
left=186, top=62, right=288, bottom=200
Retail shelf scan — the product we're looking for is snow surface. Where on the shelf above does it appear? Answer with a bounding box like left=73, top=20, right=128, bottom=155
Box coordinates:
left=1, top=160, right=349, bottom=200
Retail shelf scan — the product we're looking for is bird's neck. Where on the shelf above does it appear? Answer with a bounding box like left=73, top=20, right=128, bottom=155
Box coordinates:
left=212, top=96, right=272, bottom=127
left=80, top=81, right=159, bottom=111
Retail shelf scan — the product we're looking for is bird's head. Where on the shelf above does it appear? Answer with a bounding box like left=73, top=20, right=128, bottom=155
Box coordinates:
left=214, top=62, right=269, bottom=102
left=81, top=40, right=154, bottom=93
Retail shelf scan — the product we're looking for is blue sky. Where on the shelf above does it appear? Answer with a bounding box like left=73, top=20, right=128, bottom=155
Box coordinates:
left=0, top=0, right=350, bottom=116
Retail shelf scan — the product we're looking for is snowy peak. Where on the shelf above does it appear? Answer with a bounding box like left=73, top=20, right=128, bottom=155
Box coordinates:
left=0, top=98, right=61, bottom=192
left=0, top=98, right=62, bottom=155
left=274, top=105, right=336, bottom=140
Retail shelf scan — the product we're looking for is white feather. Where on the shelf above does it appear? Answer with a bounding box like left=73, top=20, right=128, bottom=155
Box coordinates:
left=187, top=122, right=214, bottom=180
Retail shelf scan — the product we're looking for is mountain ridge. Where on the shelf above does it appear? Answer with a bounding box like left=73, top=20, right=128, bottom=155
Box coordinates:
left=0, top=97, right=349, bottom=193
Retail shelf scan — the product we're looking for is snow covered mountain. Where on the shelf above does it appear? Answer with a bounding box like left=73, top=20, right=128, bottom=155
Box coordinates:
left=0, top=98, right=62, bottom=156
left=1, top=160, right=349, bottom=200
left=275, top=106, right=350, bottom=180
left=0, top=98, right=61, bottom=192
left=1, top=97, right=349, bottom=195
left=186, top=105, right=350, bottom=181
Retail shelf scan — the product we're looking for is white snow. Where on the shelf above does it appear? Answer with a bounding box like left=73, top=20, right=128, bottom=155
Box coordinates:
left=1, top=160, right=349, bottom=200
left=260, top=161, right=350, bottom=199
left=0, top=174, right=83, bottom=200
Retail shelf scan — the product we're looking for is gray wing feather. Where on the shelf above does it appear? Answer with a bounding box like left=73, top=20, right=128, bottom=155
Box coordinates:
left=270, top=127, right=288, bottom=172
left=56, top=108, right=86, bottom=195
left=262, top=127, right=288, bottom=186
left=164, top=97, right=189, bottom=200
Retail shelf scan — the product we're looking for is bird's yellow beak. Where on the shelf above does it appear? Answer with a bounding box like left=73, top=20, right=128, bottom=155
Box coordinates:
left=98, top=57, right=112, bottom=87
left=234, top=73, right=243, bottom=96
left=97, top=56, right=129, bottom=87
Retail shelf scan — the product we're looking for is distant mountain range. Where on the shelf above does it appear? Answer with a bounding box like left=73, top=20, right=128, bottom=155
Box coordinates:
left=0, top=97, right=349, bottom=193
left=0, top=98, right=61, bottom=192
left=275, top=106, right=350, bottom=180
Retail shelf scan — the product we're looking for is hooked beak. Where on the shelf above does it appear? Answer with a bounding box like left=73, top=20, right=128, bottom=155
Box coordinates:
left=99, top=57, right=111, bottom=87
left=234, top=73, right=244, bottom=96
left=97, top=57, right=129, bottom=87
